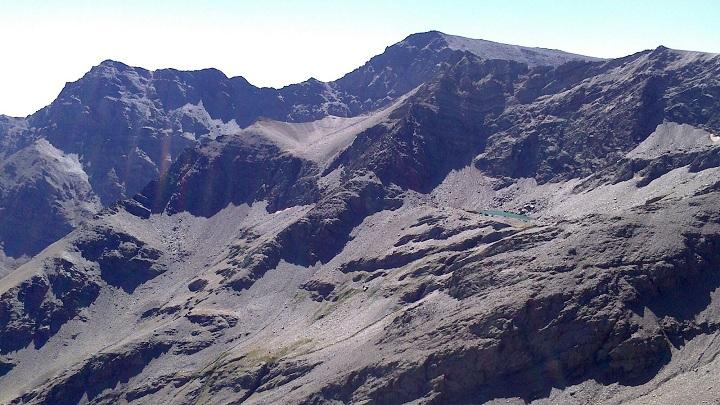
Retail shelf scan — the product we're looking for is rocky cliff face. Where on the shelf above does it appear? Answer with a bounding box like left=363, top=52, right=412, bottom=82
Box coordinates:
left=1, top=32, right=719, bottom=404
left=0, top=140, right=100, bottom=257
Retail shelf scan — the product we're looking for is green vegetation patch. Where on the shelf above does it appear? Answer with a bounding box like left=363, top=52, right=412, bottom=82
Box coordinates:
left=479, top=209, right=531, bottom=221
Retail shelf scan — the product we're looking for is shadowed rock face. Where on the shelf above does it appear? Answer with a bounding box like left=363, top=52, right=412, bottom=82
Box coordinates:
left=0, top=140, right=100, bottom=257
left=138, top=138, right=321, bottom=217
left=0, top=258, right=101, bottom=354
left=0, top=223, right=166, bottom=356
left=1, top=33, right=720, bottom=404
left=74, top=227, right=166, bottom=293
left=14, top=340, right=173, bottom=405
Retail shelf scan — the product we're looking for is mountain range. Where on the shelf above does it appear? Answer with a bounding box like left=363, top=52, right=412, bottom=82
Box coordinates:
left=0, top=31, right=719, bottom=404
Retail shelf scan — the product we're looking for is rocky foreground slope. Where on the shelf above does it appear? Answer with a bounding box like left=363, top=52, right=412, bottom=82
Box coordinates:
left=1, top=32, right=720, bottom=404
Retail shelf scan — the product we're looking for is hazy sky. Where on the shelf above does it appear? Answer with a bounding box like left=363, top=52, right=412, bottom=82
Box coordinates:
left=1, top=0, right=719, bottom=116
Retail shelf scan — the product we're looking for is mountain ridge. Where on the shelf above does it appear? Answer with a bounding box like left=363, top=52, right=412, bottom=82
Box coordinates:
left=0, top=31, right=611, bottom=259
left=0, top=31, right=720, bottom=404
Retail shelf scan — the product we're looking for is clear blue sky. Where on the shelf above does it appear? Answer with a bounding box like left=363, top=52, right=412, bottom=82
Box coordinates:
left=1, top=0, right=719, bottom=116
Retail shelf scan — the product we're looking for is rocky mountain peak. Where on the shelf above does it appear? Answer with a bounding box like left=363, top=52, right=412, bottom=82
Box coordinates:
left=91, top=59, right=134, bottom=73
left=395, top=30, right=448, bottom=50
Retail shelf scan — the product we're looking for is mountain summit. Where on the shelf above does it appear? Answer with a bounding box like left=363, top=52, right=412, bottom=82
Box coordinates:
left=0, top=32, right=720, bottom=404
